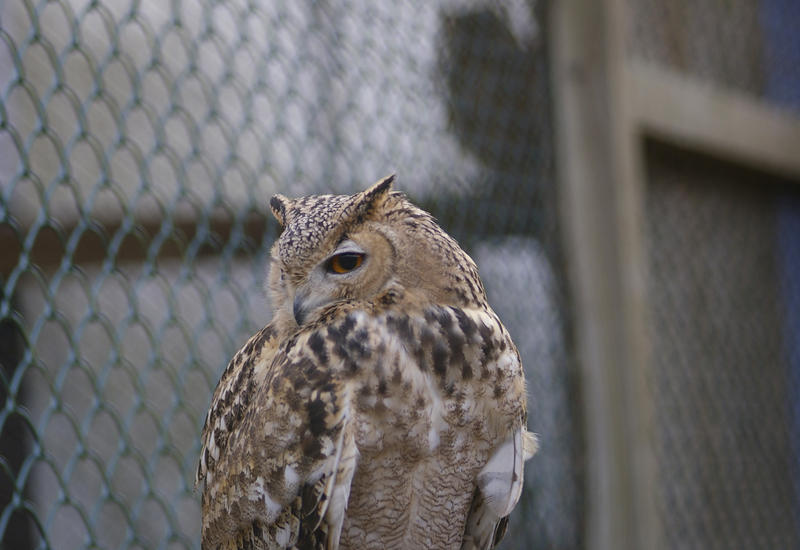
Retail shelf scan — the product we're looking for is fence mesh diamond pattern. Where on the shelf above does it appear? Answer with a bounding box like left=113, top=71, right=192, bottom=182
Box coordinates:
left=0, top=1, right=581, bottom=548
left=5, top=0, right=800, bottom=548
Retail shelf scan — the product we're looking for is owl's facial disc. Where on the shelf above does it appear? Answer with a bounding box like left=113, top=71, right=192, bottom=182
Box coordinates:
left=291, top=239, right=367, bottom=325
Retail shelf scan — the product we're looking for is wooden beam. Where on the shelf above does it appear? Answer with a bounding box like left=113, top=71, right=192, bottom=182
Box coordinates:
left=0, top=214, right=273, bottom=276
left=0, top=190, right=535, bottom=278
left=629, top=61, right=800, bottom=180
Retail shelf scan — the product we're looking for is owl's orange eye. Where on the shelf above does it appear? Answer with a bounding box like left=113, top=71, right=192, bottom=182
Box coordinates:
left=327, top=252, right=364, bottom=274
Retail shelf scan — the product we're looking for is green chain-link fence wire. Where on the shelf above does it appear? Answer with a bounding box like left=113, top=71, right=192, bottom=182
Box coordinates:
left=5, top=0, right=800, bottom=549
left=0, top=1, right=582, bottom=548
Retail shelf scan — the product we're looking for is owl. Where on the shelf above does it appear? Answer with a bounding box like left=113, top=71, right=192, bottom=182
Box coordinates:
left=196, top=175, right=537, bottom=549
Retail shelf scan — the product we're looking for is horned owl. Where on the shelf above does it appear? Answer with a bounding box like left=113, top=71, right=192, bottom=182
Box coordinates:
left=197, top=175, right=537, bottom=549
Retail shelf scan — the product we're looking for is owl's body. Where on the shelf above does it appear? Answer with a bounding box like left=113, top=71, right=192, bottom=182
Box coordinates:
left=197, top=177, right=536, bottom=549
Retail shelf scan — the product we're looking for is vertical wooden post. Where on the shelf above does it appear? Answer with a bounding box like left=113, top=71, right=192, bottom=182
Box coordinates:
left=549, top=0, right=657, bottom=549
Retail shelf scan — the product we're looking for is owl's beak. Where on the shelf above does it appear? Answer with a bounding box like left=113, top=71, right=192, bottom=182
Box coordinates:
left=292, top=282, right=331, bottom=326
left=292, top=292, right=308, bottom=325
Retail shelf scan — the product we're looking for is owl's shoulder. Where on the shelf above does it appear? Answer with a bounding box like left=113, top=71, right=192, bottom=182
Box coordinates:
left=295, top=293, right=526, bottom=423
left=199, top=316, right=357, bottom=548
left=196, top=322, right=283, bottom=487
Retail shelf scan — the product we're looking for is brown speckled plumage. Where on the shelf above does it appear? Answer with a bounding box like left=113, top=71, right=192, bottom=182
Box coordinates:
left=197, top=176, right=537, bottom=549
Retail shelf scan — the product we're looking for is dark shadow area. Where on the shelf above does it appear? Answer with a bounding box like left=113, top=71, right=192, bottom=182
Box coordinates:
left=427, top=8, right=555, bottom=248
left=0, top=286, right=34, bottom=550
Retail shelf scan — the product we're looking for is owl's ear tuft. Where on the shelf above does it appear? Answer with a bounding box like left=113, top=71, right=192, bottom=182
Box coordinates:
left=270, top=194, right=288, bottom=226
left=364, top=174, right=395, bottom=200
left=353, top=174, right=395, bottom=219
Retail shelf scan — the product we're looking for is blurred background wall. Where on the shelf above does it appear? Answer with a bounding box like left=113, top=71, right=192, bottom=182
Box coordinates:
left=0, top=0, right=798, bottom=549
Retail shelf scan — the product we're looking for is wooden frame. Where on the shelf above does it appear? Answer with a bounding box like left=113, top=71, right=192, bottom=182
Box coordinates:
left=550, top=1, right=800, bottom=550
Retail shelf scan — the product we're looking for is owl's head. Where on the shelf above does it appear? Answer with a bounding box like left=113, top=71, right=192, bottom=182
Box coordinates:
left=267, top=175, right=485, bottom=327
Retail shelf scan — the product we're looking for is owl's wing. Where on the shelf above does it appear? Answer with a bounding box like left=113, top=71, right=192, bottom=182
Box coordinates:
left=461, top=412, right=538, bottom=550
left=197, top=321, right=357, bottom=550
left=196, top=323, right=281, bottom=492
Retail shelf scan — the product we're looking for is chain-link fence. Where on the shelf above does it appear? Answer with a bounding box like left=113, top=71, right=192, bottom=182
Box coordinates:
left=3, top=0, right=800, bottom=549
left=644, top=142, right=800, bottom=550
left=0, top=1, right=581, bottom=548
left=629, top=0, right=800, bottom=114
